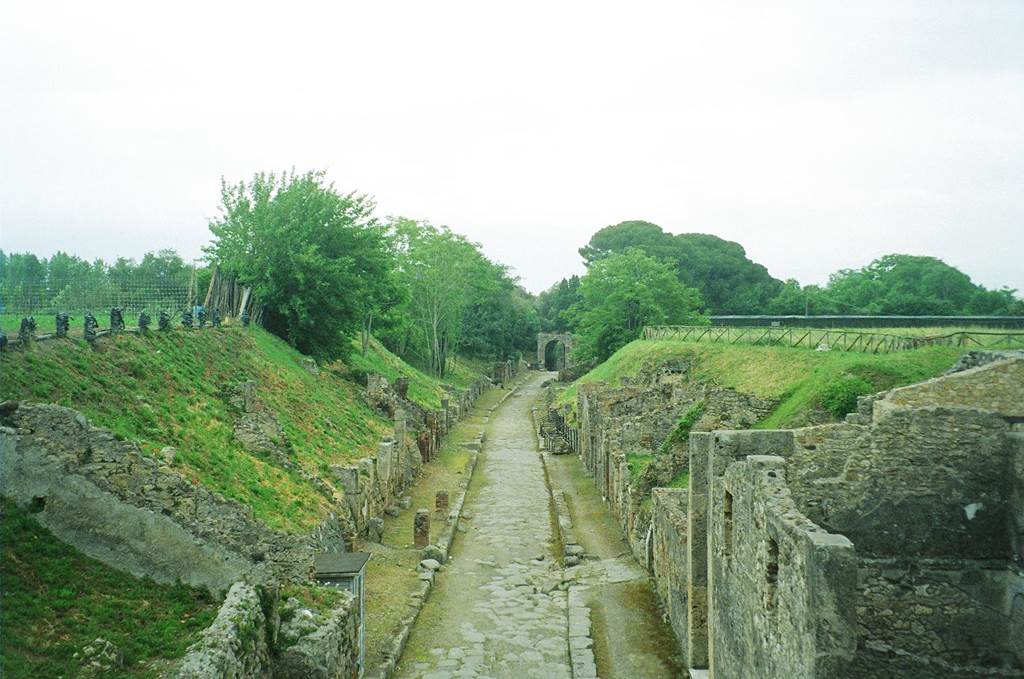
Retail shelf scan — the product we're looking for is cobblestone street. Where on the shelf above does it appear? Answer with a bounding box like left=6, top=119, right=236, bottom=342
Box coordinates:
left=394, top=371, right=687, bottom=679
left=395, top=372, right=573, bottom=679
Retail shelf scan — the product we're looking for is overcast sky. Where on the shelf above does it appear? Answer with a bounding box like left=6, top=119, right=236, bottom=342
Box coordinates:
left=1, top=1, right=1021, bottom=294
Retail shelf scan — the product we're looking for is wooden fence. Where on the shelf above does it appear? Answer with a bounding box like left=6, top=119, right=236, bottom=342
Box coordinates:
left=642, top=325, right=1024, bottom=354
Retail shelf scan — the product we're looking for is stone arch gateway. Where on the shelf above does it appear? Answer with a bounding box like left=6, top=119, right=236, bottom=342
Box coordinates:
left=537, top=333, right=574, bottom=370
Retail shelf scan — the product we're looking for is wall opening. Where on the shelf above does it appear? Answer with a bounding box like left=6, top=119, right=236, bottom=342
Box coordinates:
left=29, top=496, right=46, bottom=513
left=723, top=491, right=734, bottom=560
left=544, top=340, right=566, bottom=371
left=765, top=537, right=779, bottom=610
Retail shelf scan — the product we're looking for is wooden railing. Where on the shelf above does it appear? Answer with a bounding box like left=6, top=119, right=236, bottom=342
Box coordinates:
left=642, top=325, right=1024, bottom=354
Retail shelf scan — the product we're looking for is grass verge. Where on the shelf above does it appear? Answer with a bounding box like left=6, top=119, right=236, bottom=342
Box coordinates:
left=0, top=498, right=219, bottom=679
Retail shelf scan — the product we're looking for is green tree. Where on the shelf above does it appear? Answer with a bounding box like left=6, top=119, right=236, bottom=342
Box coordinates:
left=568, top=248, right=705, bottom=363
left=825, top=254, right=1017, bottom=315
left=383, top=219, right=480, bottom=376
left=382, top=218, right=537, bottom=375
left=206, top=170, right=394, bottom=359
left=535, top=276, right=581, bottom=332
left=579, top=221, right=782, bottom=314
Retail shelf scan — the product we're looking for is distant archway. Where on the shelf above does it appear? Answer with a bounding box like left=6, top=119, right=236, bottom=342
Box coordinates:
left=537, top=333, right=574, bottom=371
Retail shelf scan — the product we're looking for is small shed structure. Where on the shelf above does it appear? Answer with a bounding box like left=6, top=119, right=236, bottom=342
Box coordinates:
left=314, top=552, right=371, bottom=675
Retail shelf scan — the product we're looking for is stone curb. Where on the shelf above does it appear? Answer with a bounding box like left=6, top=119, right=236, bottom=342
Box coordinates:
left=535, top=402, right=598, bottom=678
left=568, top=585, right=598, bottom=679
left=367, top=372, right=529, bottom=679
left=538, top=450, right=587, bottom=568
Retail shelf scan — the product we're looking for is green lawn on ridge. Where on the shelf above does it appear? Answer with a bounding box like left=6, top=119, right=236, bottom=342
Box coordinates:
left=557, top=338, right=966, bottom=429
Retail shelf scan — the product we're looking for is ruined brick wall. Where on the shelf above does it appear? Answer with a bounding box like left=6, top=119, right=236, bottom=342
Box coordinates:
left=574, top=353, right=1024, bottom=677
left=574, top=364, right=776, bottom=566
left=651, top=488, right=689, bottom=661
left=688, top=429, right=794, bottom=670
left=709, top=455, right=857, bottom=679
left=1012, top=432, right=1024, bottom=566
left=340, top=373, right=490, bottom=537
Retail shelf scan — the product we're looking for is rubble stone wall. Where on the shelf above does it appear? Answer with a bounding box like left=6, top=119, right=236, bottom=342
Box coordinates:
left=710, top=455, right=857, bottom=679
left=878, top=357, right=1024, bottom=419
left=650, top=488, right=689, bottom=660
left=568, top=352, right=1024, bottom=677
left=173, top=582, right=276, bottom=679
left=0, top=402, right=314, bottom=593
left=789, top=407, right=1012, bottom=559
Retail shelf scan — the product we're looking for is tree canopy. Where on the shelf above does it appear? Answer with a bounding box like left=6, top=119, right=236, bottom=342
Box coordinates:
left=535, top=275, right=581, bottom=333
left=579, top=221, right=782, bottom=313
left=206, top=170, right=395, bottom=359
left=766, top=254, right=1024, bottom=316
left=568, top=248, right=705, bottom=363
left=379, top=218, right=537, bottom=376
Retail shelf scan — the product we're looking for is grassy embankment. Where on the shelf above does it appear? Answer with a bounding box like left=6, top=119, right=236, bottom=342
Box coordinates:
left=1, top=328, right=489, bottom=676
left=0, top=498, right=219, bottom=679
left=0, top=328, right=473, bottom=533
left=558, top=337, right=968, bottom=486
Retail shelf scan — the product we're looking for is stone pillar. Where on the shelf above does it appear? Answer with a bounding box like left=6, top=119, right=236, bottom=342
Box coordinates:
left=378, top=439, right=394, bottom=491
left=418, top=430, right=430, bottom=463
left=435, top=490, right=449, bottom=515
left=394, top=409, right=406, bottom=446
left=426, top=413, right=439, bottom=459
left=394, top=409, right=408, bottom=486
left=395, top=377, right=409, bottom=400
left=441, top=397, right=450, bottom=432
left=331, top=464, right=363, bottom=530
left=414, top=508, right=431, bottom=548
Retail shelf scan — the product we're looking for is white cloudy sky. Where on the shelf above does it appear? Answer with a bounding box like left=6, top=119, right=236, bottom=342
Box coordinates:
left=1, top=1, right=1021, bottom=294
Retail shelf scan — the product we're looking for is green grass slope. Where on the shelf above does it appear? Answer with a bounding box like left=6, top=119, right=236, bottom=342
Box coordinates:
left=559, top=339, right=966, bottom=429
left=0, top=498, right=219, bottom=679
left=0, top=328, right=468, bottom=532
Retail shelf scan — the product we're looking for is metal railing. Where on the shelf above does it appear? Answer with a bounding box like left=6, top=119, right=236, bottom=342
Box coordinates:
left=642, top=325, right=1024, bottom=354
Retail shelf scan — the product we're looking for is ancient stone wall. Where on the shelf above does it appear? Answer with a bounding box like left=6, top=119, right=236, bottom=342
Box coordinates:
left=570, top=353, right=1024, bottom=677
left=173, top=582, right=361, bottom=679
left=0, top=371, right=492, bottom=594
left=173, top=582, right=276, bottom=679
left=0, top=402, right=314, bottom=593
left=877, top=356, right=1024, bottom=418
left=709, top=455, right=857, bottom=679
left=275, top=592, right=361, bottom=679
left=650, top=488, right=689, bottom=660
left=687, top=429, right=793, bottom=669
left=851, top=564, right=1024, bottom=678
left=789, top=408, right=1011, bottom=559
left=335, top=372, right=490, bottom=538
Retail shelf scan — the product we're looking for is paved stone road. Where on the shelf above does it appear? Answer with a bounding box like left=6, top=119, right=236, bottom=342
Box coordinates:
left=395, top=372, right=573, bottom=679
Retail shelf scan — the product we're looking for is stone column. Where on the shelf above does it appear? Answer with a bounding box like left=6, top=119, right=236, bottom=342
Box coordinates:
left=435, top=490, right=449, bottom=519
left=394, top=409, right=409, bottom=486
left=426, top=413, right=439, bottom=460
left=414, top=508, right=431, bottom=548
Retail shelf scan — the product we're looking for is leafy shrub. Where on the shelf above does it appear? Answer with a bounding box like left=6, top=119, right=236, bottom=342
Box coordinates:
left=820, top=376, right=874, bottom=418
left=659, top=401, right=706, bottom=454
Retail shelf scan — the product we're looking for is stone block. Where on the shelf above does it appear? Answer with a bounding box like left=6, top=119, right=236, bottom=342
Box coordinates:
left=414, top=509, right=430, bottom=548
